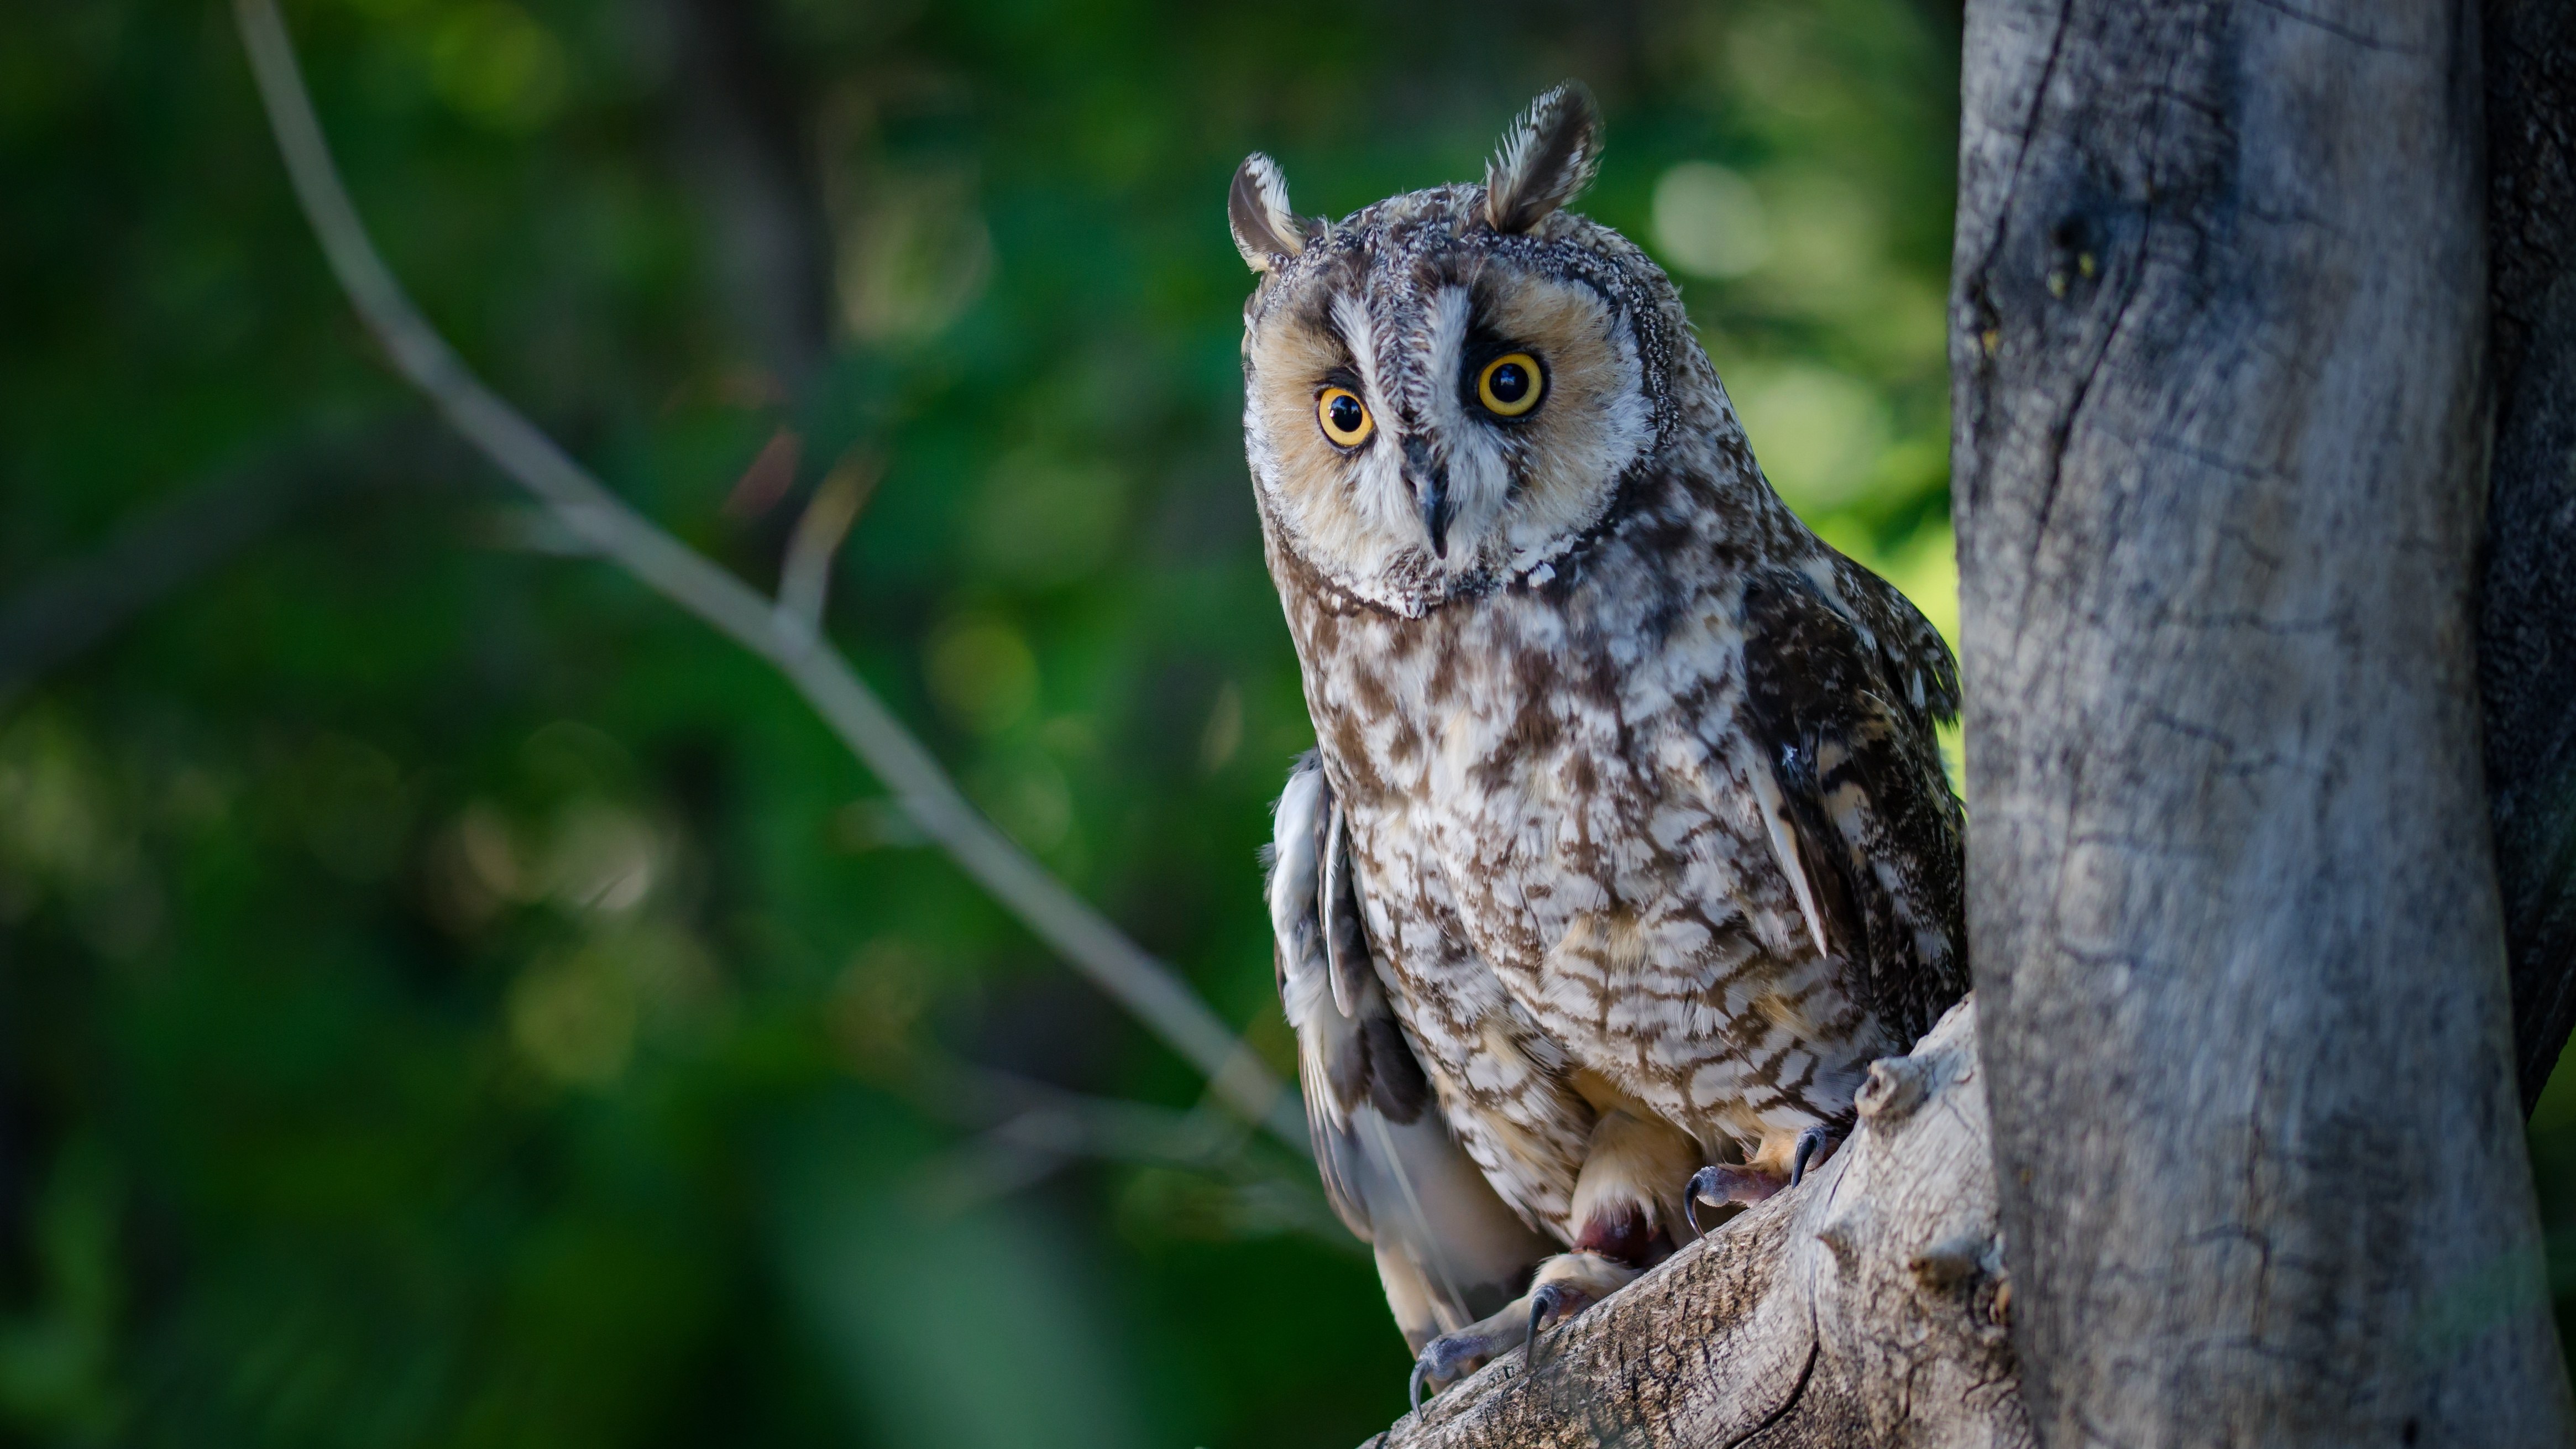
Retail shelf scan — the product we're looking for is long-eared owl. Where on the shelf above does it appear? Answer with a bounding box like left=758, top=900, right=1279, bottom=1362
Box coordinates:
left=1241, top=83, right=1967, bottom=1398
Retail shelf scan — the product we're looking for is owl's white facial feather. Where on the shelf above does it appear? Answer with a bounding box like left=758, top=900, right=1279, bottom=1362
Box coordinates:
left=1245, top=250, right=1654, bottom=614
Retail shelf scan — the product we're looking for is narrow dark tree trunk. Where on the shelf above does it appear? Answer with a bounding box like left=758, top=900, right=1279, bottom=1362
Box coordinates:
left=1952, top=3, right=2572, bottom=1445
left=666, top=0, right=833, bottom=391
left=2481, top=0, right=2576, bottom=1111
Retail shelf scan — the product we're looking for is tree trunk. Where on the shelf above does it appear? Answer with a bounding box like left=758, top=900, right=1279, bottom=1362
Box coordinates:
left=2481, top=0, right=2576, bottom=1112
left=1951, top=3, right=2572, bottom=1445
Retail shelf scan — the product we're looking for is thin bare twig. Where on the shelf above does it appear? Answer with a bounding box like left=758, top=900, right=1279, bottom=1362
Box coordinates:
left=777, top=451, right=878, bottom=631
left=231, top=0, right=1300, bottom=1152
left=909, top=1060, right=1346, bottom=1238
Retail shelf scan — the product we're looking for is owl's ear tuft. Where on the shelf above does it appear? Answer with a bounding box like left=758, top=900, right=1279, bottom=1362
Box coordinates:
left=1484, top=82, right=1603, bottom=234
left=1230, top=154, right=1316, bottom=273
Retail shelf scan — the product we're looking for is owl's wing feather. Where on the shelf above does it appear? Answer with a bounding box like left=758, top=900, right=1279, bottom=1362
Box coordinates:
left=1318, top=803, right=1374, bottom=1020
left=1739, top=568, right=1969, bottom=1052
left=1269, top=754, right=1549, bottom=1351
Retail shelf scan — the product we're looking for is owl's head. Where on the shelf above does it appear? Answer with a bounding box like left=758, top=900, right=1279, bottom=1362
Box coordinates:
left=1232, top=84, right=1700, bottom=616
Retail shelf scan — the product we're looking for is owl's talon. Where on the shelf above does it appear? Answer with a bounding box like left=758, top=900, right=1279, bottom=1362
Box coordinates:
left=1522, top=1277, right=1595, bottom=1374
left=1409, top=1253, right=1627, bottom=1406
left=1789, top=1124, right=1832, bottom=1188
left=1525, top=1284, right=1558, bottom=1373
left=1409, top=1320, right=1516, bottom=1409
left=1686, top=1162, right=1788, bottom=1234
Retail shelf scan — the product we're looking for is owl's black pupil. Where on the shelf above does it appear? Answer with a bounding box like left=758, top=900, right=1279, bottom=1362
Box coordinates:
left=1329, top=394, right=1365, bottom=435
left=1489, top=362, right=1530, bottom=403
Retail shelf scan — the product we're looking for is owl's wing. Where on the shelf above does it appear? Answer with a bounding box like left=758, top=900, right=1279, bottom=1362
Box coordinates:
left=1268, top=754, right=1550, bottom=1352
left=1739, top=566, right=1969, bottom=1052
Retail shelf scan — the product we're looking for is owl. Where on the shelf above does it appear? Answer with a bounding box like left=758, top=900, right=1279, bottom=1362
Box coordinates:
left=1241, top=84, right=1967, bottom=1402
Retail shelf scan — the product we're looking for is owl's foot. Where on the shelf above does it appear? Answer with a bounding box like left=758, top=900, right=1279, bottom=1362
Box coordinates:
left=1682, top=1126, right=1840, bottom=1234
left=1519, top=1274, right=1595, bottom=1375
left=1407, top=1251, right=1635, bottom=1410
left=1683, top=1163, right=1783, bottom=1234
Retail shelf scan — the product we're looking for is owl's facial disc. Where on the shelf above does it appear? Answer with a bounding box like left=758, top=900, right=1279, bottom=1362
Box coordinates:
left=1244, top=256, right=1653, bottom=612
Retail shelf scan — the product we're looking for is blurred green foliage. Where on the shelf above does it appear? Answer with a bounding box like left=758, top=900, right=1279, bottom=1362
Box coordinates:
left=5, top=0, right=2567, bottom=1444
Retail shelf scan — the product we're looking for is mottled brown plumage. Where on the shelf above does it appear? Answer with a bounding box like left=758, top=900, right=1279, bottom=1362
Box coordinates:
left=1245, top=85, right=1965, bottom=1392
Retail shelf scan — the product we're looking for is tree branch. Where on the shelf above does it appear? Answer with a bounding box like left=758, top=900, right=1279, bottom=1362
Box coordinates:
left=902, top=1056, right=1339, bottom=1232
left=1371, top=1003, right=2028, bottom=1448
left=229, top=0, right=1302, bottom=1153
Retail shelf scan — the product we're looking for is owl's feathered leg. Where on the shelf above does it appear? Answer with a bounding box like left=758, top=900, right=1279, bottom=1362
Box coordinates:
left=1409, top=1107, right=1699, bottom=1406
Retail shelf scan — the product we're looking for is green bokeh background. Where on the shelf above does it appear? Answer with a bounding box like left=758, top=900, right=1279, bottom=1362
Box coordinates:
left=0, top=1, right=2564, bottom=1445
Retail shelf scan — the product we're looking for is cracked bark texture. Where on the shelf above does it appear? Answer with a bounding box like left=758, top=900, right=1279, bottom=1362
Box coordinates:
left=2483, top=0, right=2576, bottom=1112
left=1952, top=2, right=2573, bottom=1445
left=1369, top=1002, right=2029, bottom=1449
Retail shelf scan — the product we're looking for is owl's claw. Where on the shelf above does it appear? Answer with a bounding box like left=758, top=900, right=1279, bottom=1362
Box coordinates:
left=1685, top=1162, right=1787, bottom=1235
left=1522, top=1278, right=1588, bottom=1374
left=1409, top=1317, right=1517, bottom=1410
left=1684, top=1129, right=1840, bottom=1233
left=1789, top=1124, right=1832, bottom=1187
left=1408, top=1252, right=1630, bottom=1408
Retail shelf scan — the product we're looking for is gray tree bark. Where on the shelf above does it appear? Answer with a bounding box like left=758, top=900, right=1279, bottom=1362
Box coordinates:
left=1952, top=2, right=2571, bottom=1445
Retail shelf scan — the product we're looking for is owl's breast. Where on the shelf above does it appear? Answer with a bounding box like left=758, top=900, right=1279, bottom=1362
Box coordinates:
left=1286, top=572, right=1886, bottom=1143
left=1293, top=575, right=1741, bottom=941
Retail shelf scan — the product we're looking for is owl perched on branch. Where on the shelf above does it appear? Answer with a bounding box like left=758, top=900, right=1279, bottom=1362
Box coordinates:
left=1240, top=84, right=1967, bottom=1400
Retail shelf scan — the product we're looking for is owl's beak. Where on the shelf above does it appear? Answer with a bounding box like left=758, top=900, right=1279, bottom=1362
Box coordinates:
left=1403, top=438, right=1453, bottom=558
left=1418, top=475, right=1452, bottom=558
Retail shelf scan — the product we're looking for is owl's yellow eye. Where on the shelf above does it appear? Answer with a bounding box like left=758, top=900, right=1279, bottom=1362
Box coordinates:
left=1317, top=387, right=1374, bottom=448
left=1476, top=352, right=1545, bottom=417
